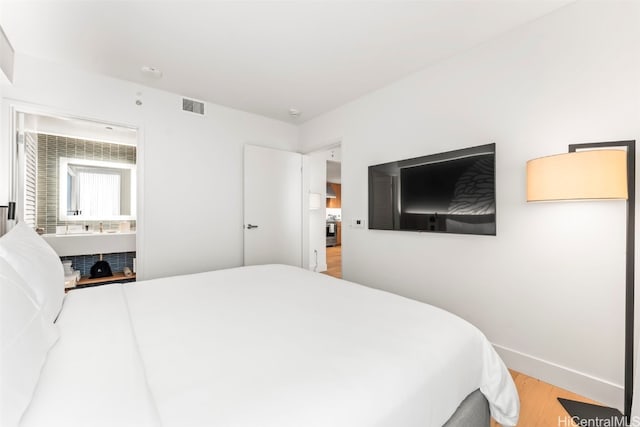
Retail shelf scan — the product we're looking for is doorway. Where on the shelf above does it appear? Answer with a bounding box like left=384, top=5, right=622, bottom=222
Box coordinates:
left=12, top=107, right=139, bottom=288
left=305, top=142, right=342, bottom=277
left=325, top=152, right=341, bottom=278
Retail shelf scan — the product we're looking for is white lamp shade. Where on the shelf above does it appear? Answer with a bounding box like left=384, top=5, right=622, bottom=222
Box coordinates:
left=527, top=150, right=628, bottom=201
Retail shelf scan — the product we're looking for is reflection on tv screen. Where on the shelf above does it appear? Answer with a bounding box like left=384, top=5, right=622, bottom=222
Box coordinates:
left=368, top=143, right=496, bottom=236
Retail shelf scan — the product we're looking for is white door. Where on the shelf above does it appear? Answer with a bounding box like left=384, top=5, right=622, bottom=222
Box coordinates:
left=244, top=145, right=302, bottom=267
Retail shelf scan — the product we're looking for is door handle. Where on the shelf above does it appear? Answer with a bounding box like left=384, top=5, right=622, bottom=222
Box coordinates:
left=246, top=224, right=259, bottom=229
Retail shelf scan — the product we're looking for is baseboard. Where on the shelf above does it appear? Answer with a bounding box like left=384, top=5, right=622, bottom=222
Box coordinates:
left=493, top=343, right=623, bottom=411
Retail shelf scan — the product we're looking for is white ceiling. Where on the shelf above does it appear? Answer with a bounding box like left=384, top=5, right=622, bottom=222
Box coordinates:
left=23, top=113, right=137, bottom=146
left=1, top=1, right=572, bottom=123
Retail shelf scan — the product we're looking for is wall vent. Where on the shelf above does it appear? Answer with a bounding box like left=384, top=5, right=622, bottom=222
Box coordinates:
left=182, top=98, right=205, bottom=115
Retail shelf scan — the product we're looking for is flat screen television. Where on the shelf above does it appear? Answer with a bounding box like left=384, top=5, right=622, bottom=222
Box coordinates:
left=368, top=143, right=496, bottom=235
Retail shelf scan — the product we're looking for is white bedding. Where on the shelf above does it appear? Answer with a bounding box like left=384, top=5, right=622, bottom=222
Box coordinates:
left=21, top=264, right=518, bottom=427
left=20, top=285, right=160, bottom=427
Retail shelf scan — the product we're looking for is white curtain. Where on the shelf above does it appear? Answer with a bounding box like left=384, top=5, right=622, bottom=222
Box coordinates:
left=76, top=170, right=121, bottom=217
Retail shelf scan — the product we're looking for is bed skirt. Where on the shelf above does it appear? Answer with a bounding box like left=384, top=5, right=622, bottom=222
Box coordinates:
left=443, top=389, right=490, bottom=427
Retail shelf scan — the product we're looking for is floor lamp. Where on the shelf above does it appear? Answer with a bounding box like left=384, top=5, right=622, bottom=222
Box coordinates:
left=527, top=140, right=635, bottom=423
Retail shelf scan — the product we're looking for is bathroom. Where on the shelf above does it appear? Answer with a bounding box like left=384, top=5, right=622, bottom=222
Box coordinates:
left=16, top=110, right=138, bottom=289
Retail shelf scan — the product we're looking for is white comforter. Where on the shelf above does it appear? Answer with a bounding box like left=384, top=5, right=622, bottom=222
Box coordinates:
left=22, top=265, right=519, bottom=426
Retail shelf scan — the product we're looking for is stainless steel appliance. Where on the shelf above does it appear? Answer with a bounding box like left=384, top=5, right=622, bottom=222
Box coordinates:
left=326, top=221, right=337, bottom=247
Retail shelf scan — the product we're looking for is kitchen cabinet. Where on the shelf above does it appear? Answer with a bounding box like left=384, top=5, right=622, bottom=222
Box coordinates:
left=336, top=222, right=342, bottom=246
left=326, top=183, right=341, bottom=208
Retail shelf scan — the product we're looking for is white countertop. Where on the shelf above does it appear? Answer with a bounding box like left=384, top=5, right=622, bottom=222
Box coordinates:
left=42, top=232, right=136, bottom=256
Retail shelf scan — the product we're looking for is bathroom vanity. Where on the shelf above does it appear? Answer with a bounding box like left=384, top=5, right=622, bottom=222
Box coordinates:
left=42, top=232, right=137, bottom=291
left=74, top=271, right=136, bottom=289
left=42, top=231, right=136, bottom=257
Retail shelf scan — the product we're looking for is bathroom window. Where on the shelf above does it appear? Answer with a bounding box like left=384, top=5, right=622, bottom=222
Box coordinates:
left=69, top=167, right=122, bottom=217
left=59, top=157, right=135, bottom=221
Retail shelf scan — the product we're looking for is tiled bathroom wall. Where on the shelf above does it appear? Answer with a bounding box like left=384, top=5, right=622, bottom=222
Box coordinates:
left=36, top=133, right=137, bottom=234
left=60, top=251, right=136, bottom=278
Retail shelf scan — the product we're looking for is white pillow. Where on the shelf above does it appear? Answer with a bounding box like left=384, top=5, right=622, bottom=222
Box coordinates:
left=0, top=257, right=60, bottom=427
left=0, top=222, right=64, bottom=323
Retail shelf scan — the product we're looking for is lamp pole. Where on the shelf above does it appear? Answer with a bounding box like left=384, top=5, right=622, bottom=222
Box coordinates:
left=564, top=140, right=635, bottom=422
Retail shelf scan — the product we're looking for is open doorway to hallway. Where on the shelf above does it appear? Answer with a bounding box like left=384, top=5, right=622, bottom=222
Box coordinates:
left=306, top=143, right=342, bottom=278
left=325, top=148, right=341, bottom=278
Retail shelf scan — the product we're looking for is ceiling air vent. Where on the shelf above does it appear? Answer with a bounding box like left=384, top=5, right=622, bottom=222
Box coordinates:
left=182, top=98, right=205, bottom=115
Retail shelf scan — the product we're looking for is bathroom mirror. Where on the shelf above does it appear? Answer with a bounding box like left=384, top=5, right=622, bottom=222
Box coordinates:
left=59, top=157, right=136, bottom=221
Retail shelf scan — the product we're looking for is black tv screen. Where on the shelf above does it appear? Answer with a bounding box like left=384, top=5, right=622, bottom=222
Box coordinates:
left=368, top=143, right=496, bottom=235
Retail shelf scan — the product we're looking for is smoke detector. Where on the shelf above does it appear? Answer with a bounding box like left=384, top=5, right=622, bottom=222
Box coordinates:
left=288, top=108, right=301, bottom=118
left=141, top=66, right=163, bottom=78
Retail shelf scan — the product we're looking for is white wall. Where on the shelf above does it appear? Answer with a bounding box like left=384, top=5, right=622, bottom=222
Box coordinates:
left=1, top=53, right=298, bottom=279
left=307, top=151, right=327, bottom=272
left=0, top=25, right=14, bottom=85
left=299, top=1, right=640, bottom=409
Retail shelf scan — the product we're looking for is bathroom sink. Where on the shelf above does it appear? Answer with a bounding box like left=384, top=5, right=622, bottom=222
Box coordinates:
left=43, top=232, right=136, bottom=256
left=55, top=230, right=93, bottom=236
left=54, top=230, right=135, bottom=236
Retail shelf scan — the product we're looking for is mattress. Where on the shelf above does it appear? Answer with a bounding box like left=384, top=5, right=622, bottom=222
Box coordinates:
left=21, top=264, right=518, bottom=426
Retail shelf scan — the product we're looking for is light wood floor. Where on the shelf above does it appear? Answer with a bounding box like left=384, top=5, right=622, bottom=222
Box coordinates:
left=324, top=245, right=598, bottom=426
left=324, top=245, right=342, bottom=278
left=491, top=369, right=599, bottom=426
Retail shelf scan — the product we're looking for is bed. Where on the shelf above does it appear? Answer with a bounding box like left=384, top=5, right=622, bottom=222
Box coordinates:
left=0, top=223, right=519, bottom=427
